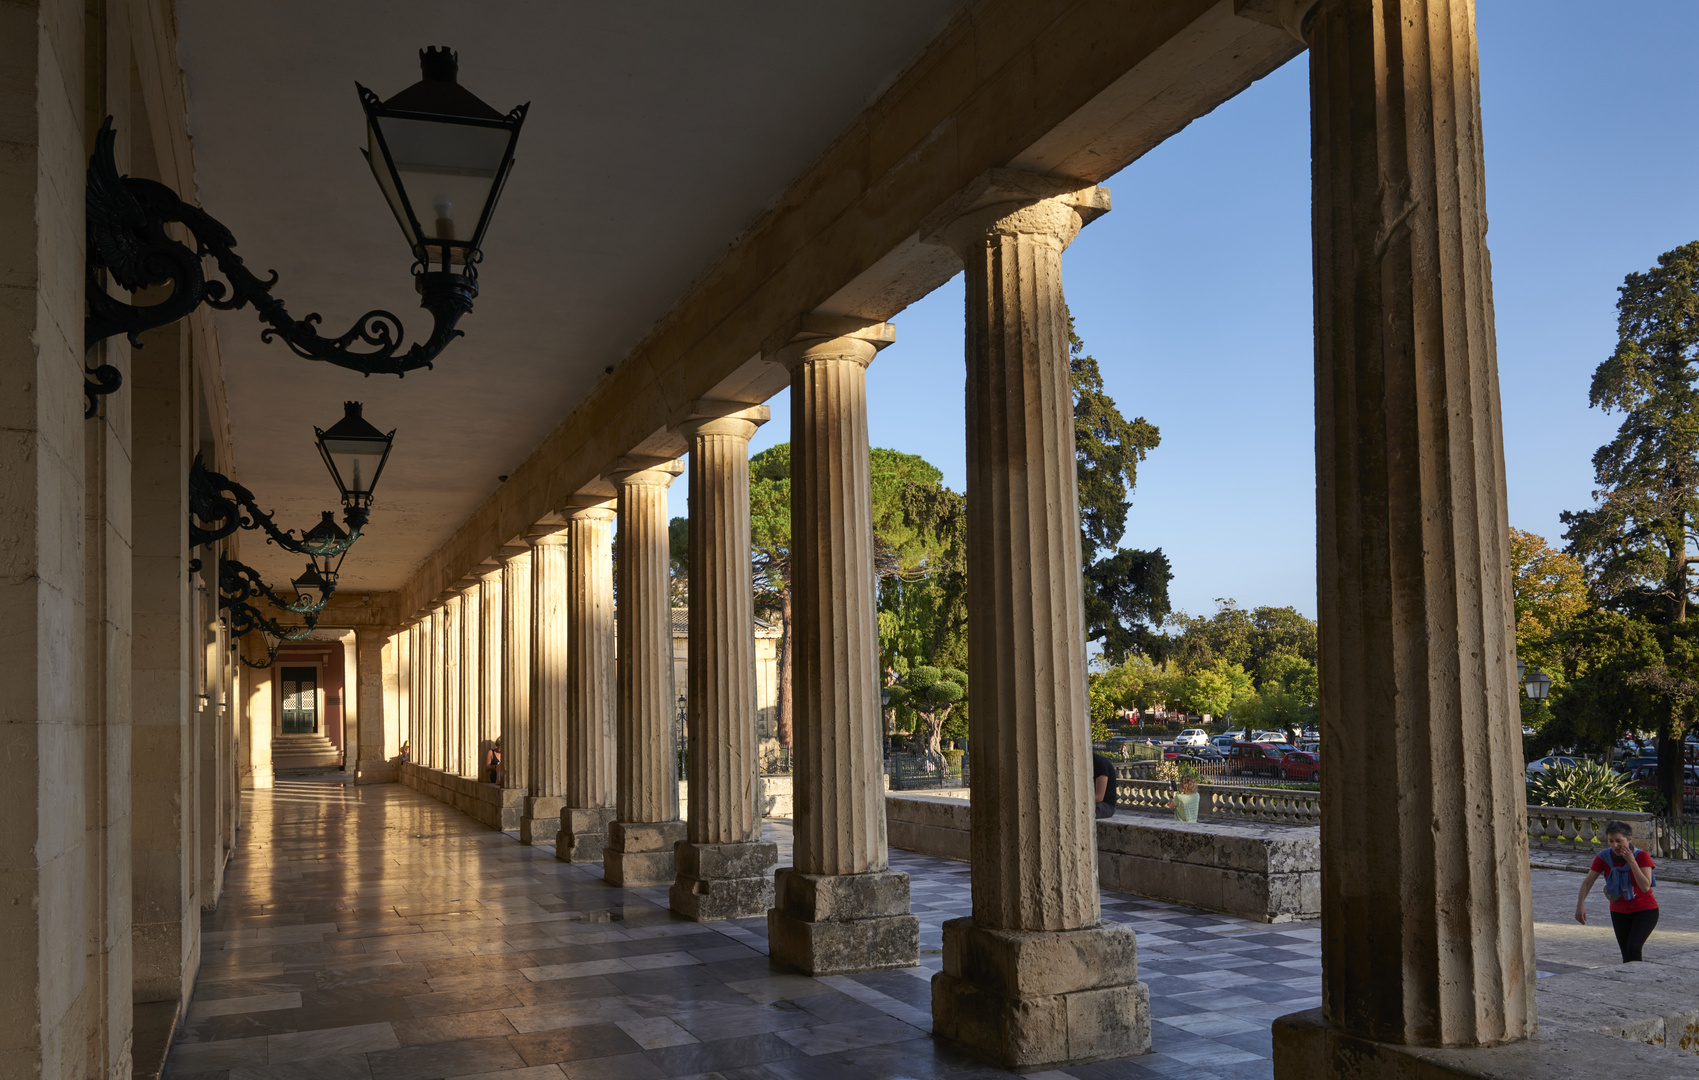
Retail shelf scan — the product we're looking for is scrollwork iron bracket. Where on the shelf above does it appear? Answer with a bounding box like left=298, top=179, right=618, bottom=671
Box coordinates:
left=83, top=117, right=474, bottom=417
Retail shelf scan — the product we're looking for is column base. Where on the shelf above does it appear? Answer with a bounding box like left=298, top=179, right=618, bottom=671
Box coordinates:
left=668, top=840, right=777, bottom=921
left=519, top=796, right=562, bottom=845
left=1272, top=1008, right=1699, bottom=1079
left=354, top=759, right=395, bottom=785
left=556, top=806, right=616, bottom=863
left=767, top=868, right=919, bottom=975
left=931, top=918, right=1149, bottom=1070
left=604, top=820, right=686, bottom=887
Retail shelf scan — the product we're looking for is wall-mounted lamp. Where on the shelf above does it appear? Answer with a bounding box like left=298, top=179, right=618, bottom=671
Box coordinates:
left=81, top=47, right=529, bottom=417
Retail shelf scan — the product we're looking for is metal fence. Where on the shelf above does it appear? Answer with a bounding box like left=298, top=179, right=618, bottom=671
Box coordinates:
left=887, top=752, right=970, bottom=792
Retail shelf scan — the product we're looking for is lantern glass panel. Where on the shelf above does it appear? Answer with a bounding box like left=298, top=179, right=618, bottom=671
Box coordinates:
left=366, top=117, right=510, bottom=264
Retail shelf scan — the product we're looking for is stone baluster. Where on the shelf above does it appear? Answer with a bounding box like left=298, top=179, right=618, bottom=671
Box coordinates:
left=1272, top=0, right=1535, bottom=1071
left=558, top=496, right=619, bottom=862
left=522, top=527, right=570, bottom=844
left=670, top=402, right=778, bottom=920
left=502, top=547, right=532, bottom=796
left=922, top=170, right=1146, bottom=1070
left=768, top=316, right=918, bottom=974
left=605, top=458, right=688, bottom=886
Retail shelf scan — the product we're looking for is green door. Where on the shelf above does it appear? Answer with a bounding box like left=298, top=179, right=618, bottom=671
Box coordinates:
left=281, top=666, right=318, bottom=734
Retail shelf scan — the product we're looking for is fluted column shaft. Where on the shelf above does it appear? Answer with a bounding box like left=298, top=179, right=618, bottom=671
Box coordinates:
left=685, top=417, right=764, bottom=846
left=460, top=585, right=481, bottom=779
left=952, top=192, right=1103, bottom=934
left=427, top=609, right=444, bottom=770
left=788, top=339, right=887, bottom=876
left=1307, top=0, right=1532, bottom=1049
left=670, top=404, right=779, bottom=921
left=605, top=462, right=686, bottom=887
left=558, top=502, right=618, bottom=862
left=444, top=596, right=463, bottom=777
left=615, top=468, right=681, bottom=823
left=502, top=552, right=532, bottom=792
left=480, top=570, right=502, bottom=773
left=523, top=530, right=571, bottom=843
left=404, top=624, right=419, bottom=764
left=923, top=171, right=1144, bottom=1070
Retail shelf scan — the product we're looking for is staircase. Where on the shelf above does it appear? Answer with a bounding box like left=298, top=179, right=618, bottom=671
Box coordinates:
left=272, top=732, right=341, bottom=773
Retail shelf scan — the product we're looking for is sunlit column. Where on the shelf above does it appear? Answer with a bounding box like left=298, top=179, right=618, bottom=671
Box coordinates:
left=459, top=581, right=482, bottom=779
left=522, top=527, right=570, bottom=844
left=558, top=497, right=618, bottom=862
left=502, top=548, right=532, bottom=797
left=924, top=170, right=1146, bottom=1069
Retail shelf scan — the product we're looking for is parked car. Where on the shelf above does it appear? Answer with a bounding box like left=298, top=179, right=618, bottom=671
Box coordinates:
left=1297, top=741, right=1320, bottom=755
left=1614, top=755, right=1660, bottom=775
left=1221, top=729, right=1246, bottom=743
left=1173, top=728, right=1212, bottom=748
left=1279, top=750, right=1320, bottom=782
left=1210, top=735, right=1237, bottom=754
left=1624, top=764, right=1699, bottom=807
left=1227, top=742, right=1286, bottom=778
left=1525, top=756, right=1580, bottom=778
left=1250, top=730, right=1290, bottom=744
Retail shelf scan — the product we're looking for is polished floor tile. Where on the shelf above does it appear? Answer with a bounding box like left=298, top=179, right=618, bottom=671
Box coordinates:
left=165, top=776, right=1309, bottom=1080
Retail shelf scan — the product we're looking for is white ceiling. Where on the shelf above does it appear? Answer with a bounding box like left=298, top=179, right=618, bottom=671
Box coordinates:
left=175, top=1, right=965, bottom=591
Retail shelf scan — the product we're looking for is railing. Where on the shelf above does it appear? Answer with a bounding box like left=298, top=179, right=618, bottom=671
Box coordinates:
left=1116, top=778, right=1320, bottom=825
left=1526, top=807, right=1666, bottom=858
left=887, top=752, right=970, bottom=792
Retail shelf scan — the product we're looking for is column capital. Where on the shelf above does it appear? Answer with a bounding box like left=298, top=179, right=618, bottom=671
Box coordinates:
left=528, top=525, right=570, bottom=546
left=769, top=313, right=895, bottom=371
left=920, top=168, right=1110, bottom=257
left=1235, top=0, right=1325, bottom=43
left=609, top=455, right=685, bottom=488
left=562, top=494, right=617, bottom=523
left=676, top=399, right=770, bottom=442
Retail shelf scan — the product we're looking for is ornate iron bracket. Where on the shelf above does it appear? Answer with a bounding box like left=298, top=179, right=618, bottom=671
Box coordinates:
left=218, top=556, right=331, bottom=670
left=189, top=453, right=361, bottom=558
left=83, top=117, right=475, bottom=417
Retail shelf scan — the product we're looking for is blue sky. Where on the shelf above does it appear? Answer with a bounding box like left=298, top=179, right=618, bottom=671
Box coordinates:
left=671, top=5, right=1699, bottom=623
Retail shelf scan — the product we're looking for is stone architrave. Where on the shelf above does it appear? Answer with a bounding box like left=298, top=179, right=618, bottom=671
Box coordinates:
left=670, top=402, right=779, bottom=920
left=767, top=316, right=919, bottom=975
left=557, top=496, right=619, bottom=862
left=605, top=458, right=687, bottom=887
left=522, top=528, right=570, bottom=844
left=1272, top=1, right=1536, bottom=1075
left=921, top=170, right=1147, bottom=1070
left=501, top=548, right=532, bottom=794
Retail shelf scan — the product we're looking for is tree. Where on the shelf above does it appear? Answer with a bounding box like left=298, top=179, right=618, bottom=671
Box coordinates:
left=752, top=443, right=956, bottom=748
left=1509, top=528, right=1588, bottom=730
left=1174, top=661, right=1251, bottom=719
left=884, top=665, right=966, bottom=775
left=1070, top=312, right=1172, bottom=662
left=668, top=516, right=690, bottom=605
left=1172, top=600, right=1319, bottom=683
left=1561, top=241, right=1699, bottom=817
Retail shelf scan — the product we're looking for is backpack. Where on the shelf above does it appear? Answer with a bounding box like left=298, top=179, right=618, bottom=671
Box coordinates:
left=1597, top=847, right=1655, bottom=902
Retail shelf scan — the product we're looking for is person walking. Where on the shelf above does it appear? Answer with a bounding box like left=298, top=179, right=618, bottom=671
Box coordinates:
left=1574, top=821, right=1659, bottom=963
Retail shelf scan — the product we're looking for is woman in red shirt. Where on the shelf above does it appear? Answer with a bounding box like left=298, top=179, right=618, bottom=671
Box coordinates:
left=1573, top=821, right=1658, bottom=962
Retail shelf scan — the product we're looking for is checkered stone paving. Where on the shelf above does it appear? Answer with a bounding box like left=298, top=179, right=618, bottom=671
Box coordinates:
left=168, top=776, right=1323, bottom=1080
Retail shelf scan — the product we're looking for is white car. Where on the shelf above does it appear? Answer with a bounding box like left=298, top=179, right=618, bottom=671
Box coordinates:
left=1173, top=728, right=1212, bottom=748
left=1525, top=756, right=1579, bottom=778
left=1250, top=730, right=1290, bottom=744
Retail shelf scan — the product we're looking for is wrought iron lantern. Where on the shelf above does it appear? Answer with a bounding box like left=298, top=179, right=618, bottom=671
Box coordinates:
left=1524, top=668, right=1552, bottom=701
left=316, top=401, right=396, bottom=529
left=81, top=48, right=528, bottom=416
left=359, top=47, right=527, bottom=274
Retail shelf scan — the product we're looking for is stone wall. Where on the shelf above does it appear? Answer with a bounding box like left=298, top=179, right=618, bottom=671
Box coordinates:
left=398, top=762, right=522, bottom=831
left=885, top=793, right=1320, bottom=923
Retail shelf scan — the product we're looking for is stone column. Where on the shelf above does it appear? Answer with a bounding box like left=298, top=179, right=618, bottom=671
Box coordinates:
left=479, top=568, right=502, bottom=771
left=502, top=548, right=532, bottom=797
left=425, top=606, right=443, bottom=770
left=405, top=621, right=420, bottom=767
left=605, top=459, right=687, bottom=886
left=1273, top=1, right=1535, bottom=1072
left=443, top=595, right=463, bottom=777
left=460, top=582, right=482, bottom=779
left=670, top=403, right=779, bottom=920
left=242, top=656, right=274, bottom=790
left=558, top=498, right=619, bottom=861
left=767, top=317, right=918, bottom=974
left=523, top=528, right=570, bottom=843
left=354, top=627, right=396, bottom=784
left=922, top=170, right=1145, bottom=1070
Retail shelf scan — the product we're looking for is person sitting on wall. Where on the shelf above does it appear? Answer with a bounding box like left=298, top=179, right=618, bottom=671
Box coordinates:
left=485, top=739, right=501, bottom=785
left=1092, top=751, right=1118, bottom=819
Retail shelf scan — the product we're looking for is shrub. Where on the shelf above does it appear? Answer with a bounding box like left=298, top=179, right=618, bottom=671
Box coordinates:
left=1526, top=760, right=1647, bottom=813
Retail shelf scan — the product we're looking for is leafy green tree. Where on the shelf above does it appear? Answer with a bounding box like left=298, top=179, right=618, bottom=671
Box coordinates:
left=884, top=665, right=966, bottom=774
left=1070, top=312, right=1172, bottom=662
left=1510, top=528, right=1588, bottom=730
left=668, top=516, right=690, bottom=605
left=1561, top=241, right=1699, bottom=816
left=1172, top=600, right=1319, bottom=685
left=1174, top=661, right=1251, bottom=719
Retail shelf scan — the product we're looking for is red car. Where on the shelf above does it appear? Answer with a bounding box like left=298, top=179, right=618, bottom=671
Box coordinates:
left=1227, top=742, right=1286, bottom=778
left=1625, top=764, right=1699, bottom=806
left=1278, top=750, right=1320, bottom=782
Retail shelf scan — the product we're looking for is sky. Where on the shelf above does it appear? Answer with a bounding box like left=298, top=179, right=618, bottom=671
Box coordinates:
left=669, top=4, right=1699, bottom=623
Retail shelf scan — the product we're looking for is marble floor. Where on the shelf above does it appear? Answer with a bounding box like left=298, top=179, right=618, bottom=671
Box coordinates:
left=167, top=776, right=1326, bottom=1080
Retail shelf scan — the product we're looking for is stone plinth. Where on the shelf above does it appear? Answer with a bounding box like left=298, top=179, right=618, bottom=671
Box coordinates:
left=558, top=806, right=616, bottom=862
left=669, top=839, right=778, bottom=922
left=604, top=821, right=688, bottom=887
left=932, top=919, right=1149, bottom=1070
left=520, top=796, right=562, bottom=845
left=768, top=869, right=918, bottom=976
left=1096, top=816, right=1319, bottom=924
left=1273, top=1009, right=1699, bottom=1079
